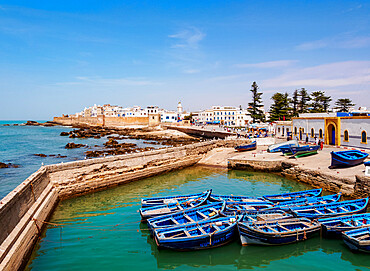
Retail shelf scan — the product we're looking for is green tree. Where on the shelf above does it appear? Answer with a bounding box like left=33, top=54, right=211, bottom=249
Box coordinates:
left=334, top=98, right=355, bottom=112
left=298, top=88, right=310, bottom=113
left=269, top=92, right=291, bottom=121
left=247, top=81, right=265, bottom=122
left=310, top=91, right=332, bottom=113
left=310, top=91, right=325, bottom=112
left=290, top=89, right=299, bottom=117
left=322, top=95, right=332, bottom=112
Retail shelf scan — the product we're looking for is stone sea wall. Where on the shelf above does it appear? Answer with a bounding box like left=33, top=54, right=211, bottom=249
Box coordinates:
left=53, top=115, right=149, bottom=128
left=0, top=139, right=241, bottom=271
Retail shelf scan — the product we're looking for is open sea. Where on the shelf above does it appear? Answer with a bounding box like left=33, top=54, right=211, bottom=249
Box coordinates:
left=1, top=121, right=369, bottom=270
left=0, top=120, right=160, bottom=200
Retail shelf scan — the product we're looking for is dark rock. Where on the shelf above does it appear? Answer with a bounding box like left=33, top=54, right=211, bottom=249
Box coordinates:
left=3, top=124, right=10, bottom=126
left=65, top=142, right=86, bottom=149
left=60, top=132, right=69, bottom=136
left=0, top=162, right=20, bottom=168
left=34, top=153, right=47, bottom=157
left=56, top=154, right=67, bottom=158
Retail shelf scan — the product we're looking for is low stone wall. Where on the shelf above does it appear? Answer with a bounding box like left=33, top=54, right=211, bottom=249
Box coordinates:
left=0, top=139, right=241, bottom=271
left=53, top=116, right=149, bottom=128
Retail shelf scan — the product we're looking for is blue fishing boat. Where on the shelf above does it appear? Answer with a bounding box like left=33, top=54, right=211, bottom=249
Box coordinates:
left=141, top=190, right=210, bottom=208
left=330, top=150, right=369, bottom=168
left=319, top=213, right=370, bottom=237
left=342, top=227, right=370, bottom=253
left=238, top=218, right=320, bottom=245
left=282, top=145, right=320, bottom=158
left=240, top=210, right=293, bottom=223
left=147, top=202, right=226, bottom=234
left=270, top=193, right=341, bottom=211
left=235, top=141, right=257, bottom=152
left=290, top=198, right=369, bottom=219
left=140, top=190, right=212, bottom=221
left=364, top=161, right=370, bottom=167
left=267, top=140, right=299, bottom=153
left=262, top=189, right=322, bottom=203
left=153, top=216, right=241, bottom=250
left=224, top=201, right=273, bottom=213
left=211, top=194, right=265, bottom=203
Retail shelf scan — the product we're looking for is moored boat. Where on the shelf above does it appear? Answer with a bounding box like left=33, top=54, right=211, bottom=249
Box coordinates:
left=330, top=150, right=369, bottom=168
left=153, top=216, right=241, bottom=250
left=147, top=202, right=226, bottom=233
left=224, top=201, right=273, bottom=213
left=342, top=227, right=370, bottom=253
left=211, top=194, right=265, bottom=203
left=290, top=198, right=369, bottom=219
left=262, top=189, right=322, bottom=203
left=235, top=141, right=257, bottom=152
left=267, top=140, right=299, bottom=153
left=282, top=145, right=320, bottom=158
left=141, top=190, right=210, bottom=208
left=270, top=193, right=341, bottom=211
left=140, top=190, right=212, bottom=221
left=238, top=218, right=320, bottom=245
left=318, top=213, right=370, bottom=237
left=240, top=210, right=293, bottom=223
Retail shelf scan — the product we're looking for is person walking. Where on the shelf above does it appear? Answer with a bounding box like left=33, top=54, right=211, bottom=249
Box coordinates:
left=315, top=136, right=318, bottom=145
left=320, top=140, right=324, bottom=150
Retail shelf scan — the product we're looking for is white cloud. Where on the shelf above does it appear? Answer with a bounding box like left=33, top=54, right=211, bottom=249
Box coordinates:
left=235, top=60, right=298, bottom=69
left=183, top=69, right=200, bottom=74
left=262, top=61, right=370, bottom=89
left=55, top=76, right=163, bottom=87
left=296, top=35, right=370, bottom=51
left=168, top=27, right=205, bottom=49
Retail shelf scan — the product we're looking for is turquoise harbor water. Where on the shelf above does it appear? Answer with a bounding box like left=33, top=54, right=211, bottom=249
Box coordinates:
left=0, top=121, right=161, bottom=200
left=26, top=167, right=369, bottom=271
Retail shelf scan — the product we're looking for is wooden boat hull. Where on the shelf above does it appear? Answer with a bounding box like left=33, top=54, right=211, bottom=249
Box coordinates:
left=147, top=202, right=226, bottom=234
left=263, top=189, right=322, bottom=203
left=270, top=193, right=341, bottom=211
left=342, top=227, right=370, bottom=253
left=238, top=219, right=320, bottom=246
left=154, top=217, right=240, bottom=251
left=319, top=213, right=370, bottom=238
left=140, top=190, right=212, bottom=221
left=267, top=140, right=299, bottom=153
left=141, top=191, right=208, bottom=208
left=330, top=150, right=369, bottom=168
left=290, top=198, right=369, bottom=219
left=235, top=141, right=257, bottom=152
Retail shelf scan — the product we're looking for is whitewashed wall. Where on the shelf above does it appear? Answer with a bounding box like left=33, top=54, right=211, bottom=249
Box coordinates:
left=292, top=119, right=325, bottom=142
left=340, top=118, right=370, bottom=149
left=275, top=124, right=292, bottom=138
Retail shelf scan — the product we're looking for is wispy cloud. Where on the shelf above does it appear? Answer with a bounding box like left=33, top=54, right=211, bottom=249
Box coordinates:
left=168, top=27, right=205, bottom=49
left=55, top=76, right=163, bottom=87
left=262, top=61, right=370, bottom=89
left=343, top=4, right=363, bottom=13
left=183, top=69, right=200, bottom=74
left=296, top=35, right=370, bottom=51
left=235, top=60, right=298, bottom=69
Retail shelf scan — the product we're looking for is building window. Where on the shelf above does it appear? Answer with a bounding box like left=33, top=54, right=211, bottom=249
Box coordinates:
left=311, top=128, right=314, bottom=138
left=294, top=127, right=297, bottom=135
left=319, top=129, right=323, bottom=139
left=361, top=131, right=367, bottom=144
left=278, top=128, right=281, bottom=133
left=344, top=130, right=349, bottom=142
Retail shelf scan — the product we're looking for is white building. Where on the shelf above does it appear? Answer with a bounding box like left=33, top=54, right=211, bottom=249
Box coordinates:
left=292, top=112, right=370, bottom=149
left=274, top=121, right=292, bottom=138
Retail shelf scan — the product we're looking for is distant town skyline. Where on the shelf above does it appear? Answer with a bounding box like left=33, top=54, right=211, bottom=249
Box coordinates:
left=0, top=1, right=369, bottom=120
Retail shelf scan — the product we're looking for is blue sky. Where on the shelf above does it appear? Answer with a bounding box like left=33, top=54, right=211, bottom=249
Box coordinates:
left=0, top=1, right=369, bottom=119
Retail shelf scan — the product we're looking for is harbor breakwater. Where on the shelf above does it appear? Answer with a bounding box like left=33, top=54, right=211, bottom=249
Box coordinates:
left=0, top=139, right=243, bottom=271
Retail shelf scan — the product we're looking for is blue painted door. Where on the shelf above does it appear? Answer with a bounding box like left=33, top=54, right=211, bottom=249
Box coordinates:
left=331, top=126, right=335, bottom=145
